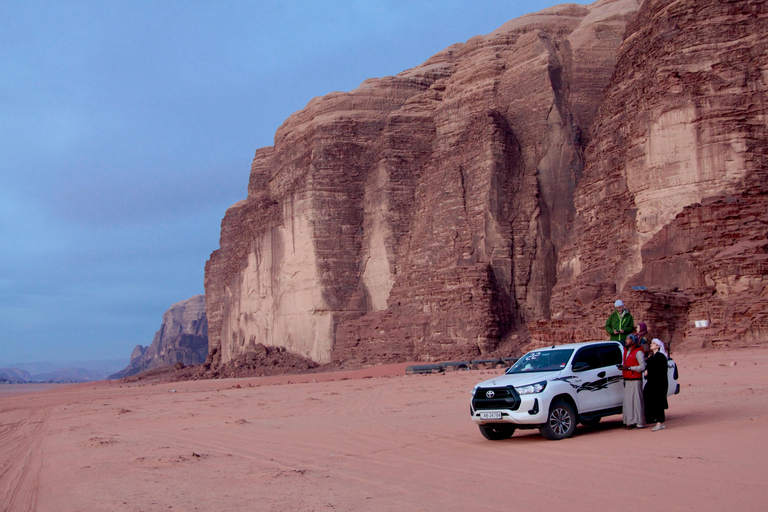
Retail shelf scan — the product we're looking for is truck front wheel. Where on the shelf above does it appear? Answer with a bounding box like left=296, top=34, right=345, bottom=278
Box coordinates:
left=539, top=399, right=577, bottom=440
left=479, top=424, right=515, bottom=440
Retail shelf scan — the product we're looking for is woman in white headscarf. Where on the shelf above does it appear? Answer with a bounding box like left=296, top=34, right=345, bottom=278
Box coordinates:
left=643, top=339, right=669, bottom=431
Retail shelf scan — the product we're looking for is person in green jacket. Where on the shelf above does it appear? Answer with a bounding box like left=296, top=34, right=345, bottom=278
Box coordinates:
left=605, top=299, right=634, bottom=345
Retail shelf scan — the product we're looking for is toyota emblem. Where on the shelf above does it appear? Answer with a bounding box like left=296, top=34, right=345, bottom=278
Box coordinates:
left=486, top=390, right=495, bottom=398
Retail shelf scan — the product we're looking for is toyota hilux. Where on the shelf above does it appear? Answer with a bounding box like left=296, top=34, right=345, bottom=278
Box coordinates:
left=470, top=341, right=679, bottom=440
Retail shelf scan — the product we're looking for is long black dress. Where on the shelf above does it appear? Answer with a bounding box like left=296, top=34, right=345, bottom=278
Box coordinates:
left=644, top=352, right=669, bottom=424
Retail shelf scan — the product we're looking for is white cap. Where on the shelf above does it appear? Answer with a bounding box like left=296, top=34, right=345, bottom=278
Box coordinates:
left=614, top=300, right=624, bottom=307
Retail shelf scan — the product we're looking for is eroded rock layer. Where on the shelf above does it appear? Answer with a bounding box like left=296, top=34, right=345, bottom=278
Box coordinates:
left=205, top=0, right=639, bottom=366
left=110, top=295, right=208, bottom=379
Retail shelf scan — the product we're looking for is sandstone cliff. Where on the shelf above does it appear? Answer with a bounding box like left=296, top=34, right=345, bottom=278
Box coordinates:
left=205, top=0, right=640, bottom=367
left=206, top=0, right=767, bottom=368
left=110, top=295, right=208, bottom=379
left=542, top=0, right=768, bottom=351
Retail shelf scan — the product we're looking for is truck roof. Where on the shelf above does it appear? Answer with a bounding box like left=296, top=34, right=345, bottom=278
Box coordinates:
left=529, top=340, right=621, bottom=351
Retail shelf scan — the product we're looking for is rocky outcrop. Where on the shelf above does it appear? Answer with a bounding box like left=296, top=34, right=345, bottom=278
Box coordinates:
left=110, top=295, right=208, bottom=379
left=205, top=0, right=640, bottom=367
left=206, top=0, right=768, bottom=368
left=540, top=0, right=768, bottom=351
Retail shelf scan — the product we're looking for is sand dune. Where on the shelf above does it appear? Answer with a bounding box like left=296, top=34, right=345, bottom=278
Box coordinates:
left=1, top=349, right=766, bottom=511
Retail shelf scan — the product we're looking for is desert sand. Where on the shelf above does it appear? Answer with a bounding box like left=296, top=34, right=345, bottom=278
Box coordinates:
left=1, top=348, right=767, bottom=512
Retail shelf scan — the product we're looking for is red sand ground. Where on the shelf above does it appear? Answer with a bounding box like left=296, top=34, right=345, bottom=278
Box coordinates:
left=1, top=348, right=766, bottom=512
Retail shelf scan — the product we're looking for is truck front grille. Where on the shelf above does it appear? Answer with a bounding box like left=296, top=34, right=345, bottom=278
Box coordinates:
left=472, top=386, right=521, bottom=411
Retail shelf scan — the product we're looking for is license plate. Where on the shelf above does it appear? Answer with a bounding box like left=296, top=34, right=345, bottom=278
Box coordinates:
left=480, top=411, right=502, bottom=420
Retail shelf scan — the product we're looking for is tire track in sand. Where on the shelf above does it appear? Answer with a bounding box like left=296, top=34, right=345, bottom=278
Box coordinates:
left=0, top=403, right=51, bottom=512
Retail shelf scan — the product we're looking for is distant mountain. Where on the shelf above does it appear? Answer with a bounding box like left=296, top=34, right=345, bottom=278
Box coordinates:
left=0, top=367, right=33, bottom=383
left=31, top=367, right=113, bottom=383
left=0, top=359, right=127, bottom=383
left=109, top=295, right=208, bottom=379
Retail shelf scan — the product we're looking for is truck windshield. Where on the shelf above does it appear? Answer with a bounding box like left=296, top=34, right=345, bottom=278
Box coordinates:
left=506, top=349, right=574, bottom=374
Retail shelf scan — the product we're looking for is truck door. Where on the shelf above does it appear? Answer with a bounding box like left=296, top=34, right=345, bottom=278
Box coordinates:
left=570, top=346, right=614, bottom=413
left=596, top=344, right=624, bottom=407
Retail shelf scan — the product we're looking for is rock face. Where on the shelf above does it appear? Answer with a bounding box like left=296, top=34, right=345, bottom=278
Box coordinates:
left=206, top=0, right=768, bottom=368
left=541, top=0, right=768, bottom=351
left=110, top=295, right=208, bottom=379
left=205, top=0, right=640, bottom=367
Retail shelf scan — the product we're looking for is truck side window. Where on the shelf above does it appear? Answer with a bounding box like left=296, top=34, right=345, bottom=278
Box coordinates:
left=573, top=347, right=601, bottom=370
left=597, top=345, right=622, bottom=366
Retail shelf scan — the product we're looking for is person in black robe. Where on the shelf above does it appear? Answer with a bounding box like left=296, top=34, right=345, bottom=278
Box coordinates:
left=644, top=338, right=669, bottom=431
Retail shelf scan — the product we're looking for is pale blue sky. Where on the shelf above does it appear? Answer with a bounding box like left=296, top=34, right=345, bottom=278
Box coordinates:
left=0, top=0, right=588, bottom=365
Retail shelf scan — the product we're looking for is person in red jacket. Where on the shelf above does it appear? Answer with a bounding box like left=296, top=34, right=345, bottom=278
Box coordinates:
left=618, top=334, right=646, bottom=429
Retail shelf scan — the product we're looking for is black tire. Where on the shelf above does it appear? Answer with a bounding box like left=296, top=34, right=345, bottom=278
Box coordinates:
left=539, top=399, right=577, bottom=440
left=580, top=417, right=601, bottom=427
left=479, top=424, right=516, bottom=440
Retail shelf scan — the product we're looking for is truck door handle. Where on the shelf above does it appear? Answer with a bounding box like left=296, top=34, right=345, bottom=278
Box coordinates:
left=597, top=371, right=606, bottom=378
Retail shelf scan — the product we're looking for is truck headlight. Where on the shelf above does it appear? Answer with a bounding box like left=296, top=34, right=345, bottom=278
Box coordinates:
left=516, top=381, right=547, bottom=395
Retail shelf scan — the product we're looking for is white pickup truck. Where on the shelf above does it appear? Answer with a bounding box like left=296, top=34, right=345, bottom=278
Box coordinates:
left=470, top=341, right=679, bottom=440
